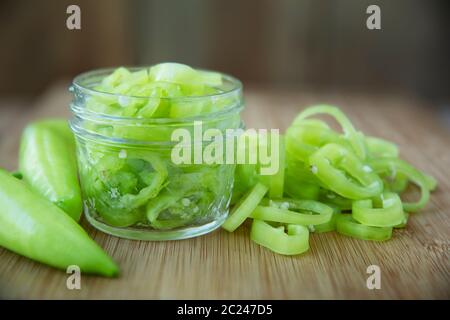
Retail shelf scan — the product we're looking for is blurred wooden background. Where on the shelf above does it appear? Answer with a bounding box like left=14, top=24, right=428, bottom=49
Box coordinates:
left=0, top=0, right=449, bottom=104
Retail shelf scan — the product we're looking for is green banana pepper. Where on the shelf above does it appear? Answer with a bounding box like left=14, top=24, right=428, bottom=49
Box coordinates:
left=0, top=169, right=118, bottom=276
left=19, top=119, right=82, bottom=221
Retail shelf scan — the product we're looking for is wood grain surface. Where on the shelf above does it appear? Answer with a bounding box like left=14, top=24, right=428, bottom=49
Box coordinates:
left=0, top=83, right=449, bottom=299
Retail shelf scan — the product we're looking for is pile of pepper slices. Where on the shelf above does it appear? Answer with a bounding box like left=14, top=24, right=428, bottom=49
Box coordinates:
left=223, top=105, right=437, bottom=255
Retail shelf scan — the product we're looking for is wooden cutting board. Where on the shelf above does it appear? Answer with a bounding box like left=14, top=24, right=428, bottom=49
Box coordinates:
left=0, top=83, right=449, bottom=299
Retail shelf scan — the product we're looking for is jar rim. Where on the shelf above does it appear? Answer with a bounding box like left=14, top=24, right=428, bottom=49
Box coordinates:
left=71, top=66, right=243, bottom=101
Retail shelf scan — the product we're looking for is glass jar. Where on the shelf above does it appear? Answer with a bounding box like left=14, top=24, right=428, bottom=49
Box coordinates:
left=69, top=67, right=244, bottom=240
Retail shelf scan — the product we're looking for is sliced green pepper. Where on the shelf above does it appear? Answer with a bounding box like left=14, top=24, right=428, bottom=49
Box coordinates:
left=423, top=174, right=437, bottom=191
left=222, top=182, right=268, bottom=232
left=250, top=205, right=331, bottom=225
left=365, top=136, right=399, bottom=158
left=314, top=203, right=340, bottom=233
left=145, top=172, right=216, bottom=229
left=394, top=212, right=409, bottom=229
left=286, top=126, right=333, bottom=162
left=352, top=192, right=404, bottom=227
left=284, top=154, right=321, bottom=200
left=309, top=143, right=382, bottom=199
left=85, top=149, right=168, bottom=227
left=319, top=190, right=353, bottom=211
left=368, top=157, right=434, bottom=212
left=225, top=104, right=439, bottom=251
left=268, top=134, right=285, bottom=199
left=382, top=171, right=409, bottom=193
left=19, top=119, right=82, bottom=221
left=0, top=169, right=118, bottom=276
left=336, top=214, right=392, bottom=241
left=250, top=219, right=309, bottom=255
left=292, top=105, right=367, bottom=159
left=284, top=179, right=320, bottom=200
left=146, top=192, right=181, bottom=224
left=252, top=198, right=333, bottom=225
left=231, top=163, right=258, bottom=204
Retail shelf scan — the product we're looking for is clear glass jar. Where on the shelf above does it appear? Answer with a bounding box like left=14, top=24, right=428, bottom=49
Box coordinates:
left=69, top=67, right=243, bottom=240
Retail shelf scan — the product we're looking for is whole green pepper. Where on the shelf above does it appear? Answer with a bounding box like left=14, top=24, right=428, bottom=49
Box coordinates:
left=0, top=169, right=119, bottom=276
left=19, top=119, right=82, bottom=221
